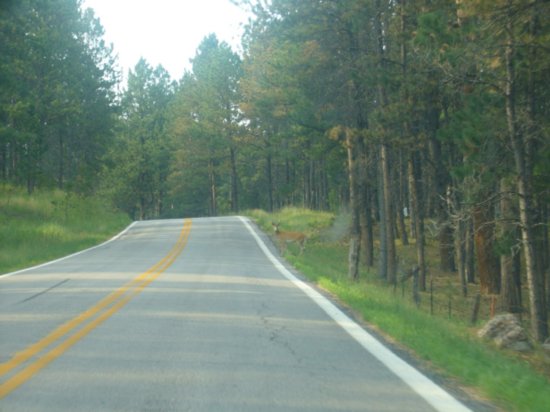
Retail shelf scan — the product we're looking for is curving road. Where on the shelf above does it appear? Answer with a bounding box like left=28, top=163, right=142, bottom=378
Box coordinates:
left=1, top=217, right=474, bottom=411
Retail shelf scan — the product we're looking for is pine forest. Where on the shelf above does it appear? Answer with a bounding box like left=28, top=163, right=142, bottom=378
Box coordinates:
left=1, top=0, right=549, bottom=344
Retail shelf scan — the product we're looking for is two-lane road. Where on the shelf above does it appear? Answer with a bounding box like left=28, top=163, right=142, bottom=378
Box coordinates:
left=1, top=217, right=474, bottom=411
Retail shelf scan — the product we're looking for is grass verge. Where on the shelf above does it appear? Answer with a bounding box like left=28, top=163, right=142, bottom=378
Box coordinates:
left=0, top=185, right=131, bottom=275
left=246, top=207, right=550, bottom=412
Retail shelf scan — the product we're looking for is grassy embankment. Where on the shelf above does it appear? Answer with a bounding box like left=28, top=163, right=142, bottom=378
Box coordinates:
left=247, top=207, right=550, bottom=412
left=0, top=185, right=130, bottom=275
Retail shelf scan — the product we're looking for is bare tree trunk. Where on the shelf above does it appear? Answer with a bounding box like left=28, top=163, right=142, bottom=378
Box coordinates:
left=429, top=133, right=455, bottom=272
left=378, top=149, right=388, bottom=281
left=26, top=142, right=37, bottom=195
left=440, top=217, right=455, bottom=273
left=499, top=178, right=522, bottom=313
left=138, top=170, right=146, bottom=220
left=397, top=149, right=409, bottom=246
left=320, top=159, right=330, bottom=210
left=346, top=128, right=361, bottom=280
left=534, top=202, right=549, bottom=313
left=541, top=203, right=550, bottom=313
left=374, top=0, right=395, bottom=283
left=408, top=152, right=426, bottom=291
left=58, top=132, right=65, bottom=190
left=381, top=143, right=396, bottom=284
left=527, top=3, right=549, bottom=316
left=465, top=218, right=475, bottom=284
left=473, top=202, right=500, bottom=295
left=208, top=157, right=217, bottom=216
left=266, top=144, right=273, bottom=213
left=359, top=141, right=374, bottom=267
left=510, top=154, right=547, bottom=340
left=307, top=160, right=314, bottom=209
left=230, top=146, right=239, bottom=213
left=456, top=216, right=467, bottom=297
left=504, top=3, right=547, bottom=341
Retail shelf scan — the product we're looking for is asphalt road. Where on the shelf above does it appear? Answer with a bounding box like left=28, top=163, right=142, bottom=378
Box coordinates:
left=1, top=217, right=474, bottom=411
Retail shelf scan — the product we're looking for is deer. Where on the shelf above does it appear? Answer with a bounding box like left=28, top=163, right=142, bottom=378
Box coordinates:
left=271, top=222, right=307, bottom=254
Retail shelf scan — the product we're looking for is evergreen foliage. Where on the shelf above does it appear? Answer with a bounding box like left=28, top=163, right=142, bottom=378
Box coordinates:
left=0, top=0, right=118, bottom=193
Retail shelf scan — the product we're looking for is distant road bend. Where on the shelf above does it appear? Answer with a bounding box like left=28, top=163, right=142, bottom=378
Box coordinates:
left=1, top=217, right=475, bottom=411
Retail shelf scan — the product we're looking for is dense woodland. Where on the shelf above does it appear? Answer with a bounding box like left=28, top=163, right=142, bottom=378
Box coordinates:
left=1, top=0, right=549, bottom=341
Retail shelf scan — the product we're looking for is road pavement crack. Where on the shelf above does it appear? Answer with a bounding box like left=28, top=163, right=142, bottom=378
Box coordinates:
left=16, top=279, right=70, bottom=305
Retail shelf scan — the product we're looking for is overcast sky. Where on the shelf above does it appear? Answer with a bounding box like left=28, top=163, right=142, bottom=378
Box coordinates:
left=82, top=0, right=250, bottom=81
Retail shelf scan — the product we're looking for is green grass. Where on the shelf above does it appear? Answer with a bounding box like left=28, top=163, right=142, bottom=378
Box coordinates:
left=0, top=185, right=131, bottom=275
left=247, top=207, right=550, bottom=412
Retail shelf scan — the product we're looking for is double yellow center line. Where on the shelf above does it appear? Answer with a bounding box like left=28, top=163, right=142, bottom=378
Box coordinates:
left=0, top=219, right=192, bottom=399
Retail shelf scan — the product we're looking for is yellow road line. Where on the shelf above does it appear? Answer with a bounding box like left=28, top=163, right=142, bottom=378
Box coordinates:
left=0, top=219, right=192, bottom=399
left=0, top=223, right=186, bottom=376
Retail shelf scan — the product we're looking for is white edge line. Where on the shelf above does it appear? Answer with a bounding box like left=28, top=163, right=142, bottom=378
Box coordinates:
left=238, top=216, right=472, bottom=412
left=0, top=221, right=138, bottom=279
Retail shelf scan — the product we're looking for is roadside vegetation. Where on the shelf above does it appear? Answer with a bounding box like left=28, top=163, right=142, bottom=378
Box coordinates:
left=0, top=185, right=130, bottom=275
left=247, top=207, right=550, bottom=412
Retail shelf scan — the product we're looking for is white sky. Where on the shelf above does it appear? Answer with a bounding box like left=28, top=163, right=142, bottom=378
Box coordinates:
left=81, top=0, right=250, bottom=81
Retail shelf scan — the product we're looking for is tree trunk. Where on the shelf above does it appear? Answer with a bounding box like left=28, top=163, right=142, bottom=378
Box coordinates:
left=26, top=142, right=37, bottom=195
left=456, top=216, right=467, bottom=297
left=266, top=148, right=273, bottom=213
left=465, top=218, right=476, bottom=284
left=429, top=133, right=455, bottom=272
left=208, top=157, right=217, bottom=216
left=230, top=146, right=239, bottom=213
left=408, top=152, right=426, bottom=291
left=513, top=169, right=547, bottom=340
left=541, top=203, right=550, bottom=313
left=381, top=143, right=396, bottom=284
left=378, top=148, right=388, bottom=281
left=320, top=159, right=330, bottom=210
left=359, top=140, right=374, bottom=267
left=499, top=178, right=522, bottom=313
left=504, top=4, right=547, bottom=341
left=397, top=149, right=409, bottom=246
left=473, top=202, right=500, bottom=295
left=439, top=216, right=455, bottom=273
left=346, top=128, right=361, bottom=280
left=360, top=186, right=374, bottom=268
left=58, top=132, right=65, bottom=190
left=527, top=3, right=549, bottom=315
left=139, top=194, right=145, bottom=221
left=374, top=0, right=395, bottom=283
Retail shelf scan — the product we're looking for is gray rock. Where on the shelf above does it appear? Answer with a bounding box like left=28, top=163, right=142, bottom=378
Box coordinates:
left=478, top=313, right=532, bottom=352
